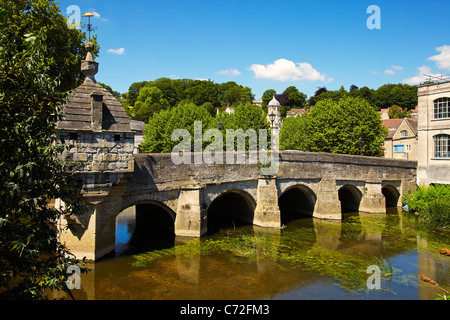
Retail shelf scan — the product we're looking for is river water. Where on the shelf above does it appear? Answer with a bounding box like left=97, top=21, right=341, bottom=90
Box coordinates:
left=70, top=207, right=450, bottom=300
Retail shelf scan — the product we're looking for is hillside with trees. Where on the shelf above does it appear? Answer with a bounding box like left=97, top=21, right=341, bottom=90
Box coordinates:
left=123, top=78, right=254, bottom=123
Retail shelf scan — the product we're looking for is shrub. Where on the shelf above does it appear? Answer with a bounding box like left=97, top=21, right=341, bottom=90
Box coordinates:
left=403, top=184, right=450, bottom=228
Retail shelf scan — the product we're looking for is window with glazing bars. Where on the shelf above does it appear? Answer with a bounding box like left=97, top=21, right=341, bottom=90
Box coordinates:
left=434, top=98, right=450, bottom=119
left=434, top=134, right=450, bottom=158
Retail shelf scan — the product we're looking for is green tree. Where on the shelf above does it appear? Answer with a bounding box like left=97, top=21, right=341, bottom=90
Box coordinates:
left=185, top=80, right=219, bottom=108
left=0, top=1, right=87, bottom=299
left=283, top=86, right=307, bottom=108
left=2, top=0, right=99, bottom=92
left=261, top=89, right=276, bottom=110
left=133, top=86, right=171, bottom=123
left=373, top=84, right=418, bottom=110
left=279, top=115, right=310, bottom=151
left=126, top=81, right=150, bottom=107
left=307, top=97, right=386, bottom=156
left=388, top=105, right=410, bottom=119
left=217, top=103, right=270, bottom=150
left=140, top=103, right=215, bottom=153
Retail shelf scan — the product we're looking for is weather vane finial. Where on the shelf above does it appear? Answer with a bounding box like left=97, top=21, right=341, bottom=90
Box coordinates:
left=82, top=12, right=97, bottom=42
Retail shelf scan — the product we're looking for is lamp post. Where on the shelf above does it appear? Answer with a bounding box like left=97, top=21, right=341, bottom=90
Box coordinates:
left=269, top=112, right=276, bottom=128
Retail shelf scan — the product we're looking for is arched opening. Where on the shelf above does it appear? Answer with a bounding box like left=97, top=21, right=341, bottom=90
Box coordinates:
left=382, top=185, right=400, bottom=208
left=338, top=185, right=362, bottom=213
left=115, top=202, right=175, bottom=256
left=207, top=190, right=255, bottom=235
left=279, top=185, right=316, bottom=224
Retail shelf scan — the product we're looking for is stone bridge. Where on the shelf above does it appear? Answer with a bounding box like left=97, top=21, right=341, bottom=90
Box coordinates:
left=59, top=151, right=417, bottom=261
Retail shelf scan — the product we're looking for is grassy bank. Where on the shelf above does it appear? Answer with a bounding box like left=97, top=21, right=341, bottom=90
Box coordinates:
left=403, top=184, right=450, bottom=229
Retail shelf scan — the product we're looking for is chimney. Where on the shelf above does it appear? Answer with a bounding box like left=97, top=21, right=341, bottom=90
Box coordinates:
left=91, top=91, right=103, bottom=132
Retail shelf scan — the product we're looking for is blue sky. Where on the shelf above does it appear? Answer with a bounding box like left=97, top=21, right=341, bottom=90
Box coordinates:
left=60, top=0, right=450, bottom=99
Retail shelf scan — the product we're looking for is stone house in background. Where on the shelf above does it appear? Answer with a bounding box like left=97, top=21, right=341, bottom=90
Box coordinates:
left=382, top=118, right=418, bottom=161
left=286, top=108, right=310, bottom=118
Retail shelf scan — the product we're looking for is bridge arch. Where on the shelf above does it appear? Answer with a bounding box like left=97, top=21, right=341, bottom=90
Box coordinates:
left=278, top=184, right=316, bottom=223
left=115, top=200, right=177, bottom=255
left=206, top=189, right=256, bottom=234
left=338, top=184, right=362, bottom=213
left=382, top=185, right=401, bottom=208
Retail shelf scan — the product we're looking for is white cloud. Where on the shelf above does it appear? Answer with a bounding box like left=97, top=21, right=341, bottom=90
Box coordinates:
left=249, top=58, right=332, bottom=82
left=385, top=65, right=403, bottom=75
left=88, top=9, right=108, bottom=22
left=428, top=45, right=450, bottom=70
left=107, top=48, right=125, bottom=55
left=217, top=68, right=241, bottom=76
left=403, top=65, right=441, bottom=85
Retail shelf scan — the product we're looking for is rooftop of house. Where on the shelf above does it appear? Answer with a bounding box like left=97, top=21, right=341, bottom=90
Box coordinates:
left=382, top=118, right=418, bottom=139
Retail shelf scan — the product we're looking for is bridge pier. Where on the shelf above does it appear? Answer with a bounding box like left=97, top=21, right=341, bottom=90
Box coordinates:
left=175, top=188, right=207, bottom=237
left=313, top=173, right=342, bottom=220
left=253, top=178, right=282, bottom=228
left=359, top=169, right=386, bottom=213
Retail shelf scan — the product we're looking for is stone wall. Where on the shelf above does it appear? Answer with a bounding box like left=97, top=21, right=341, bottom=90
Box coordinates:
left=61, top=131, right=135, bottom=174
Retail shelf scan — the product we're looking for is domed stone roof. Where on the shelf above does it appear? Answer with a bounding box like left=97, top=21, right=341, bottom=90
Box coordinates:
left=268, top=96, right=281, bottom=107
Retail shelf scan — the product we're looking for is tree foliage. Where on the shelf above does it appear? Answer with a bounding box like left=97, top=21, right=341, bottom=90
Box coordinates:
left=281, top=97, right=387, bottom=156
left=309, top=83, right=418, bottom=111
left=307, top=97, right=386, bottom=156
left=133, top=86, right=170, bottom=122
left=0, top=0, right=87, bottom=299
left=1, top=0, right=98, bottom=92
left=279, top=115, right=310, bottom=151
left=125, top=79, right=254, bottom=122
left=140, top=103, right=216, bottom=153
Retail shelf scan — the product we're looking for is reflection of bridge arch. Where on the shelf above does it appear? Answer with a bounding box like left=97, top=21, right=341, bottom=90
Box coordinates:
left=338, top=184, right=362, bottom=213
left=207, top=189, right=256, bottom=234
left=382, top=185, right=401, bottom=208
left=278, top=184, right=316, bottom=223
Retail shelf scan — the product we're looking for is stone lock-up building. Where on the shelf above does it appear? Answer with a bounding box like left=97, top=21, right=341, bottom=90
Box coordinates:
left=56, top=42, right=136, bottom=260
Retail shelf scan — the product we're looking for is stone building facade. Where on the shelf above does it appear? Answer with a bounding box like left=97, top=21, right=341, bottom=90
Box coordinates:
left=417, top=81, right=450, bottom=185
left=383, top=118, right=418, bottom=161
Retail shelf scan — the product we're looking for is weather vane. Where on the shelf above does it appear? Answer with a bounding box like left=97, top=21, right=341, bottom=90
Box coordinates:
left=82, top=12, right=97, bottom=41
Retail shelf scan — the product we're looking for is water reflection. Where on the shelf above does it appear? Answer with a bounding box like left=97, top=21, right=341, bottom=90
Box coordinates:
left=69, top=208, right=450, bottom=300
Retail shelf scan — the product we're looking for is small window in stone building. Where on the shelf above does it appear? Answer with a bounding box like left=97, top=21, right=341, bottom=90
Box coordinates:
left=114, top=134, right=121, bottom=142
left=401, top=130, right=408, bottom=137
left=70, top=133, right=78, bottom=141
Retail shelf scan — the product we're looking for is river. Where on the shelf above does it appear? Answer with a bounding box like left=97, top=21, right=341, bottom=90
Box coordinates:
left=68, top=207, right=450, bottom=300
